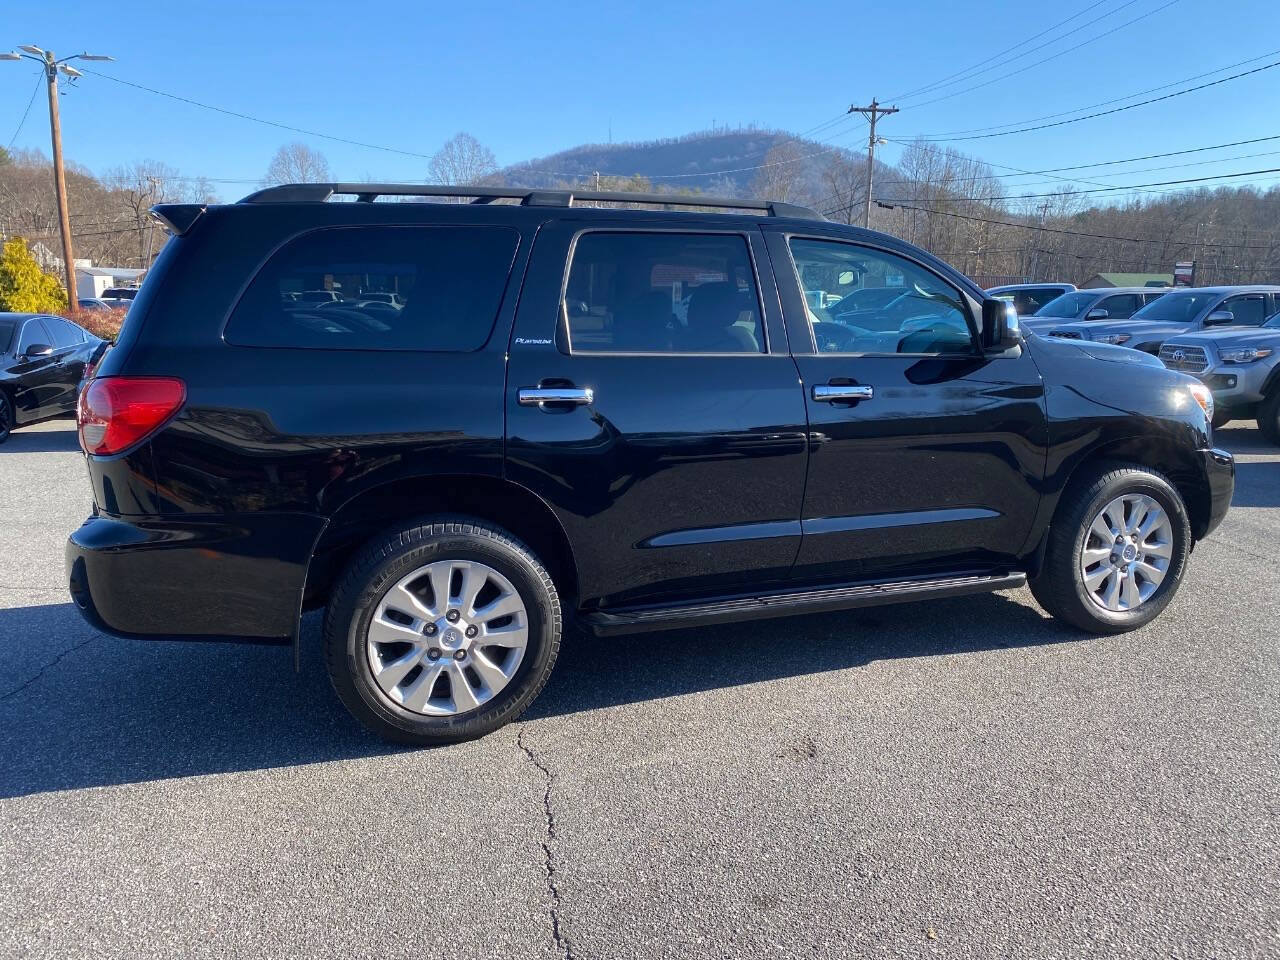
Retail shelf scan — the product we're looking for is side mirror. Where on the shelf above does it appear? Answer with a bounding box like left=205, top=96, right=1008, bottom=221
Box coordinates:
left=1204, top=310, right=1234, bottom=326
left=981, top=298, right=1020, bottom=351
left=21, top=343, right=53, bottom=360
left=1084, top=308, right=1109, bottom=321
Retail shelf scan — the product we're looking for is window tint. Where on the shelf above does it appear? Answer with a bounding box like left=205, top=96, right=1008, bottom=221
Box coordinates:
left=1034, top=291, right=1094, bottom=318
left=16, top=319, right=51, bottom=356
left=789, top=238, right=975, bottom=355
left=226, top=226, right=519, bottom=351
left=564, top=232, right=763, bottom=353
left=0, top=319, right=15, bottom=353
left=1100, top=294, right=1141, bottom=318
left=1222, top=294, right=1268, bottom=326
left=47, top=317, right=83, bottom=348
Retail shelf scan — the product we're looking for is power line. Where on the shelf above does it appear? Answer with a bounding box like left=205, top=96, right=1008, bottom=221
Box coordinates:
left=7, top=71, right=42, bottom=148
left=898, top=0, right=1179, bottom=109
left=879, top=133, right=1280, bottom=186
left=904, top=47, right=1280, bottom=139
left=887, top=0, right=1117, bottom=101
left=833, top=199, right=1280, bottom=250
left=81, top=69, right=440, bottom=160
left=897, top=58, right=1280, bottom=142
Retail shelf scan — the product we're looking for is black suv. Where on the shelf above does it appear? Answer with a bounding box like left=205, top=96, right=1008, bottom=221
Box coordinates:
left=66, top=184, right=1235, bottom=745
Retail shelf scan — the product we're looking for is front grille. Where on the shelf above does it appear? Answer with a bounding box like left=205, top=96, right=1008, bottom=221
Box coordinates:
left=1159, top=344, right=1208, bottom=373
left=1050, top=330, right=1082, bottom=339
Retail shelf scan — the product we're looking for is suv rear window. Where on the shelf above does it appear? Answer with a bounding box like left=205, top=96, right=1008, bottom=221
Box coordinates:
left=564, top=232, right=764, bottom=353
left=226, top=226, right=519, bottom=351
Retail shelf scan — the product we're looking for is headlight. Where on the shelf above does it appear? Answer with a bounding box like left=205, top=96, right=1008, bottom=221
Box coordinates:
left=1097, top=334, right=1131, bottom=345
left=1187, top=382, right=1214, bottom=423
left=1219, top=346, right=1273, bottom=364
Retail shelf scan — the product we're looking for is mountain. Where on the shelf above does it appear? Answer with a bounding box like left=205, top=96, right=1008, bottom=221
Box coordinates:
left=499, top=127, right=892, bottom=207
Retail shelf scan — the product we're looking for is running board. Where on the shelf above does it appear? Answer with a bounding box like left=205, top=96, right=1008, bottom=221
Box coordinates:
left=582, top=571, right=1027, bottom=636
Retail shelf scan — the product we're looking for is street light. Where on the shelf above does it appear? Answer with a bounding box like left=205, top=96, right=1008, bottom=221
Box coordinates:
left=3, top=45, right=115, bottom=304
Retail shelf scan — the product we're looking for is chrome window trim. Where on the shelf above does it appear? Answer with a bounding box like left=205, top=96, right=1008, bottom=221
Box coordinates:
left=558, top=226, right=773, bottom=357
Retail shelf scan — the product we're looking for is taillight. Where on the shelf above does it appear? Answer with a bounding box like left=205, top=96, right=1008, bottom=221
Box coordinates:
left=77, top=377, right=186, bottom=456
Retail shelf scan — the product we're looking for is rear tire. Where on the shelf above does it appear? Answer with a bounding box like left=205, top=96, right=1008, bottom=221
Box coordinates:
left=325, top=517, right=561, bottom=746
left=1029, top=464, right=1190, bottom=634
left=1258, top=388, right=1280, bottom=445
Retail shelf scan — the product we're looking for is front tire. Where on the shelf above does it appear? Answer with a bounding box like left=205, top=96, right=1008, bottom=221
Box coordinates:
left=325, top=518, right=561, bottom=746
left=1029, top=464, right=1190, bottom=633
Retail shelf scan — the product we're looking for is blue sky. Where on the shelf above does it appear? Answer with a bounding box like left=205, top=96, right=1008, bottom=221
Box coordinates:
left=4, top=0, right=1280, bottom=202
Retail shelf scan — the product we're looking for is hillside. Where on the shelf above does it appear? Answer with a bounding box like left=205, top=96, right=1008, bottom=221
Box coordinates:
left=500, top=127, right=893, bottom=206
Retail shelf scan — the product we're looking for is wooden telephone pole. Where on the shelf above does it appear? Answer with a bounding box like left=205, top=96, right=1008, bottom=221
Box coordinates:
left=848, top=99, right=899, bottom=229
left=42, top=51, right=78, bottom=305
left=2, top=45, right=115, bottom=306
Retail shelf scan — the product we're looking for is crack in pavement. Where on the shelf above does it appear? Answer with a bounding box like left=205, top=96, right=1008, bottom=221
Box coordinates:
left=517, top=726, right=574, bottom=960
left=0, top=634, right=98, bottom=702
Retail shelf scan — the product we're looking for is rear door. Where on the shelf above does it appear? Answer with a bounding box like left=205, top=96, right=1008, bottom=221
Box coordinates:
left=505, top=219, right=809, bottom=609
left=766, top=230, right=1047, bottom=584
left=42, top=317, right=87, bottom=413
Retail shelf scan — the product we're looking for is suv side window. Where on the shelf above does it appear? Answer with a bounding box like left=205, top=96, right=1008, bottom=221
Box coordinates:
left=226, top=226, right=519, bottom=351
left=16, top=319, right=51, bottom=357
left=1222, top=293, right=1269, bottom=326
left=1100, top=294, right=1141, bottom=318
left=564, top=232, right=764, bottom=354
left=788, top=238, right=976, bottom=355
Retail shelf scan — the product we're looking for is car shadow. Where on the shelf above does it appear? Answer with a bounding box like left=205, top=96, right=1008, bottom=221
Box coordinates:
left=1229, top=459, right=1280, bottom=508
left=0, top=592, right=1076, bottom=798
left=0, top=424, right=80, bottom=454
left=1216, top=425, right=1276, bottom=456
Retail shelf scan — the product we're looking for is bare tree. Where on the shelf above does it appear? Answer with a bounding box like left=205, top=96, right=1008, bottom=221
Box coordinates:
left=263, top=143, right=332, bottom=185
left=428, top=133, right=498, bottom=186
left=750, top=143, right=808, bottom=203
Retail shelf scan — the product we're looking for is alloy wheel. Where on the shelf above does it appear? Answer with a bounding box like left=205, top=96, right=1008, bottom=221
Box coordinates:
left=365, top=559, right=529, bottom=716
left=1079, top=494, right=1174, bottom=612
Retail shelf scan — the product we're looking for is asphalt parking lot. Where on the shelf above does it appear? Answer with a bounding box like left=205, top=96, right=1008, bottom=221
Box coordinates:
left=1, top=419, right=1277, bottom=959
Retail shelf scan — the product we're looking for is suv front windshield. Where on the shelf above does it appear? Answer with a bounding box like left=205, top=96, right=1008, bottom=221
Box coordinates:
left=1129, top=291, right=1217, bottom=323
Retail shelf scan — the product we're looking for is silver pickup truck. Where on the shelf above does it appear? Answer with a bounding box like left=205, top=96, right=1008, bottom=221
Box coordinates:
left=1159, top=309, right=1280, bottom=442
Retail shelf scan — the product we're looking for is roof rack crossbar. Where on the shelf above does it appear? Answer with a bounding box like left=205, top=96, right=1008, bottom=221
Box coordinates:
left=239, top=183, right=824, bottom=220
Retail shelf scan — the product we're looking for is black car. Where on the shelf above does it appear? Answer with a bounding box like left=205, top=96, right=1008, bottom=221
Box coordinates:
left=65, top=184, right=1234, bottom=745
left=0, top=313, right=106, bottom=444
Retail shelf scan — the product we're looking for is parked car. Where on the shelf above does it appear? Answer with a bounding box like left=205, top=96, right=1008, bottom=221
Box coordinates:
left=100, top=287, right=139, bottom=301
left=1047, top=286, right=1280, bottom=353
left=77, top=298, right=113, bottom=311
left=0, top=313, right=107, bottom=444
left=985, top=282, right=1076, bottom=317
left=1159, top=307, right=1280, bottom=439
left=1020, top=287, right=1167, bottom=335
left=66, top=184, right=1233, bottom=745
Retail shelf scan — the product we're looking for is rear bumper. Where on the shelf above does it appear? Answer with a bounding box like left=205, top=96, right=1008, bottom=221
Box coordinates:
left=65, top=512, right=326, bottom=643
left=1198, top=447, right=1234, bottom=540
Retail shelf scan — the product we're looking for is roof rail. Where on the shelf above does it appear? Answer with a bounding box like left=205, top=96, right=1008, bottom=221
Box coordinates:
left=239, top=183, right=825, bottom=220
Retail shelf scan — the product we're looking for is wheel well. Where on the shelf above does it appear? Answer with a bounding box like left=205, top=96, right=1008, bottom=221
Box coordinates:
left=1064, top=436, right=1211, bottom=539
left=303, top=475, right=579, bottom=611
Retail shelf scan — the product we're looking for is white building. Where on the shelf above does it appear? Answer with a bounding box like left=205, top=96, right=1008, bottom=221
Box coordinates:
left=75, top=265, right=146, bottom=298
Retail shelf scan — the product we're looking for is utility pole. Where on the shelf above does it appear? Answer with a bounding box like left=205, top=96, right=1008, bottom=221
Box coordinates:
left=2, top=44, right=114, bottom=306
left=849, top=99, right=898, bottom=229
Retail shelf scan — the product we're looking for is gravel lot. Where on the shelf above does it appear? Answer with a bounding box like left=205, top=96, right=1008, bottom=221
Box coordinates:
left=1, top=419, right=1277, bottom=959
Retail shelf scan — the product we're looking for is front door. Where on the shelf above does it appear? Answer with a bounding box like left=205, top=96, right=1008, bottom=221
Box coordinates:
left=9, top=317, right=62, bottom=424
left=506, top=221, right=809, bottom=609
left=766, top=231, right=1048, bottom=584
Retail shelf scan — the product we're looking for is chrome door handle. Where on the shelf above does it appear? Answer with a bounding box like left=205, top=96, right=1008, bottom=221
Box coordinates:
left=812, top=384, right=873, bottom=403
left=518, top=386, right=594, bottom=406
